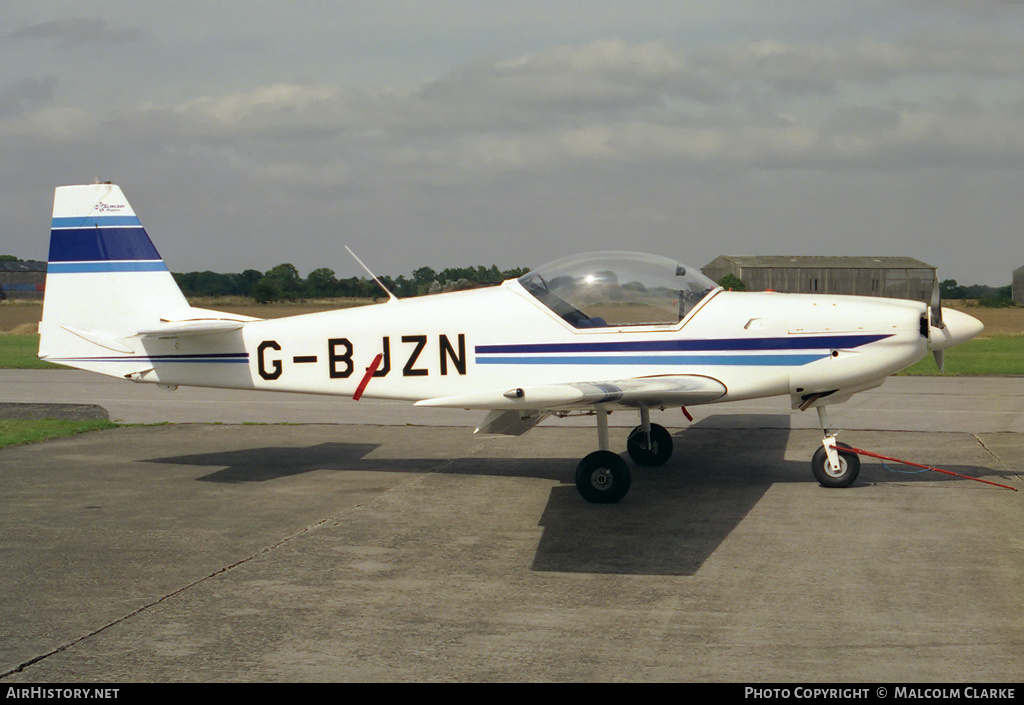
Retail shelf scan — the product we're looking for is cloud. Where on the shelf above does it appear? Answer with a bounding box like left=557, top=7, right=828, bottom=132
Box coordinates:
left=420, top=39, right=723, bottom=126
left=694, top=30, right=1024, bottom=96
left=4, top=33, right=1024, bottom=195
left=168, top=83, right=347, bottom=135
left=7, top=18, right=144, bottom=47
left=0, top=75, right=58, bottom=119
left=1, top=10, right=1020, bottom=285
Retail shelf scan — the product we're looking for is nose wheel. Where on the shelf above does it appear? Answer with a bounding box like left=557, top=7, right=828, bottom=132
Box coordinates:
left=811, top=406, right=861, bottom=488
left=811, top=440, right=860, bottom=487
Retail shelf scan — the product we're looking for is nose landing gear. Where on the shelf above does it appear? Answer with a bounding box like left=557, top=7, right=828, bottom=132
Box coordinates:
left=811, top=406, right=861, bottom=488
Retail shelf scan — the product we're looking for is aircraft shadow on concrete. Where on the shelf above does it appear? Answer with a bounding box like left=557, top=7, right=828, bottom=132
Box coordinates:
left=529, top=416, right=791, bottom=576
left=142, top=415, right=1001, bottom=577
left=146, top=442, right=438, bottom=484
left=140, top=416, right=792, bottom=576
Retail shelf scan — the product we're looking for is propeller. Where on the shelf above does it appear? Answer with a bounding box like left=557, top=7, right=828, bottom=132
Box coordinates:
left=930, top=279, right=943, bottom=329
left=929, top=279, right=946, bottom=372
left=925, top=281, right=985, bottom=371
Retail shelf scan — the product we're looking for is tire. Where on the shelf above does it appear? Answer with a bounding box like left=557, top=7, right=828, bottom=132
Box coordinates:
left=575, top=451, right=631, bottom=503
left=811, top=441, right=861, bottom=488
left=626, top=424, right=674, bottom=467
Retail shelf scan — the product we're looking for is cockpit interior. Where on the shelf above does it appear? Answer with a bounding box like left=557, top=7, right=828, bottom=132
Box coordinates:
left=517, top=252, right=718, bottom=329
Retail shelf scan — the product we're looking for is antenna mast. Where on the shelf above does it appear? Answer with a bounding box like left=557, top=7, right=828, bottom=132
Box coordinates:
left=344, top=246, right=398, bottom=302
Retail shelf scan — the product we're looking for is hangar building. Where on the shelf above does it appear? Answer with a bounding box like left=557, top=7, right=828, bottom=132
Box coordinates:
left=0, top=260, right=46, bottom=300
left=701, top=256, right=937, bottom=302
left=1014, top=266, right=1024, bottom=305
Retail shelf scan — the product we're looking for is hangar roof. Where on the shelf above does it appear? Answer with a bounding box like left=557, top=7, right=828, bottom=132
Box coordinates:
left=710, top=256, right=934, bottom=270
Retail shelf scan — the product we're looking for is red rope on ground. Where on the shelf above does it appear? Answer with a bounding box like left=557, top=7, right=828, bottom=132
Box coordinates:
left=840, top=445, right=1018, bottom=492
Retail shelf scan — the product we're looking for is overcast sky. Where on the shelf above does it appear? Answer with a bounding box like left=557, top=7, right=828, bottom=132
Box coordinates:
left=3, top=1, right=1023, bottom=285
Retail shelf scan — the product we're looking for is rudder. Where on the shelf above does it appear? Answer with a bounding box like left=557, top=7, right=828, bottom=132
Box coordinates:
left=39, top=183, right=190, bottom=371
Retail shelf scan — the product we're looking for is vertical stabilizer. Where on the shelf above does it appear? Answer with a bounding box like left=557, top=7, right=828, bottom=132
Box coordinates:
left=39, top=183, right=190, bottom=371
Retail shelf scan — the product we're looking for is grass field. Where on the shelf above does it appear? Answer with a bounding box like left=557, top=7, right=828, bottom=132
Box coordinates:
left=898, top=336, right=1024, bottom=376
left=0, top=334, right=62, bottom=369
left=0, top=298, right=371, bottom=334
left=0, top=299, right=372, bottom=369
left=0, top=419, right=118, bottom=448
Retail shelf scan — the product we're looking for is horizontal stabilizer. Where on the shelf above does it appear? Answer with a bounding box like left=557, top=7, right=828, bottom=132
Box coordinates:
left=59, top=326, right=134, bottom=353
left=417, top=374, right=727, bottom=411
left=134, top=319, right=248, bottom=338
left=135, top=307, right=261, bottom=338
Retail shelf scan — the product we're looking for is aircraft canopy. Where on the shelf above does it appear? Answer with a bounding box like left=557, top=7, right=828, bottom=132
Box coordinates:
left=517, top=251, right=718, bottom=328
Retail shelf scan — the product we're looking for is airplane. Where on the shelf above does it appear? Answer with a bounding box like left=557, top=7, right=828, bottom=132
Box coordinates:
left=39, top=183, right=984, bottom=503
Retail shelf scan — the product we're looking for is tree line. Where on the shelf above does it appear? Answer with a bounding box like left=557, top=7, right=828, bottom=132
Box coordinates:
left=940, top=280, right=1014, bottom=308
left=171, top=263, right=531, bottom=303
left=1, top=254, right=1015, bottom=307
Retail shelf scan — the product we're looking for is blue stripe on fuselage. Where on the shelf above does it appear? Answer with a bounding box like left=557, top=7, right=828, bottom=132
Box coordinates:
left=476, top=354, right=829, bottom=366
left=475, top=334, right=890, bottom=355
left=49, top=353, right=249, bottom=364
left=474, top=334, right=892, bottom=368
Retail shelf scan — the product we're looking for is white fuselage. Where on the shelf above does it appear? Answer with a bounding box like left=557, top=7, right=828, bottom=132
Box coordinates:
left=128, top=279, right=932, bottom=411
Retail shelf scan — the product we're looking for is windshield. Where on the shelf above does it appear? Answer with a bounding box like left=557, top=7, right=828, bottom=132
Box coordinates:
left=517, top=252, right=717, bottom=328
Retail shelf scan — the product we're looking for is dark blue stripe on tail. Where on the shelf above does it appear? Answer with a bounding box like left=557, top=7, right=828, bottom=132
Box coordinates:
left=48, top=227, right=161, bottom=262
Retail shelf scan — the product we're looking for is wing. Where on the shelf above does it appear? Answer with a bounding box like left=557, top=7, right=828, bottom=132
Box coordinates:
left=416, top=374, right=726, bottom=411
left=417, top=375, right=729, bottom=434
left=416, top=374, right=727, bottom=435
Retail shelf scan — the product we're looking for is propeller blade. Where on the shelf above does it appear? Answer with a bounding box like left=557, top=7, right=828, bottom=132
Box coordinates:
left=933, top=349, right=945, bottom=373
left=930, top=279, right=944, bottom=330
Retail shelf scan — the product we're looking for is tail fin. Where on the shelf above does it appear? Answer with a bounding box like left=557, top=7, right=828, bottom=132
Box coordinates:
left=39, top=183, right=191, bottom=372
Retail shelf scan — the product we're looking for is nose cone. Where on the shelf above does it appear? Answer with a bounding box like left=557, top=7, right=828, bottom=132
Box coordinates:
left=929, top=307, right=985, bottom=350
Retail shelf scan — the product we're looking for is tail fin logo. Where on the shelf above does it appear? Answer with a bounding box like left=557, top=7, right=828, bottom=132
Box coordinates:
left=48, top=183, right=163, bottom=271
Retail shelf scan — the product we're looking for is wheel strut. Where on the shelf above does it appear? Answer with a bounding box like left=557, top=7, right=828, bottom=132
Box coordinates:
left=596, top=407, right=610, bottom=451
left=575, top=408, right=631, bottom=503
left=638, top=405, right=652, bottom=449
left=816, top=406, right=842, bottom=474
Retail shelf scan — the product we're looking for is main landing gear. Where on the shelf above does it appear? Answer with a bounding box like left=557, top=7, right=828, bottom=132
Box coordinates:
left=573, top=404, right=863, bottom=503
left=575, top=406, right=673, bottom=504
left=810, top=406, right=860, bottom=488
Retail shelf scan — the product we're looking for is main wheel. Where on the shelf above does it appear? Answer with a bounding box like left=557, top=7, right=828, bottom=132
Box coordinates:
left=575, top=451, right=631, bottom=503
left=626, top=423, right=674, bottom=466
left=811, top=441, right=861, bottom=488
